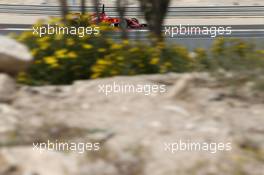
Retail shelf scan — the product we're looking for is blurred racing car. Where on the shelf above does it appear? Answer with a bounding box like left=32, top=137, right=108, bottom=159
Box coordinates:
left=91, top=4, right=147, bottom=29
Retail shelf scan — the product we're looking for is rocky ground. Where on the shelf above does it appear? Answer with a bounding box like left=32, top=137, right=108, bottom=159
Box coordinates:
left=0, top=71, right=264, bottom=175
left=0, top=36, right=263, bottom=175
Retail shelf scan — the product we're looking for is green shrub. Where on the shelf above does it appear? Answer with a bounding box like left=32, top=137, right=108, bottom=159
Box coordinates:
left=15, top=16, right=194, bottom=85
left=206, top=38, right=264, bottom=93
left=91, top=42, right=194, bottom=78
left=15, top=16, right=264, bottom=86
left=209, top=38, right=264, bottom=71
left=16, top=16, right=114, bottom=85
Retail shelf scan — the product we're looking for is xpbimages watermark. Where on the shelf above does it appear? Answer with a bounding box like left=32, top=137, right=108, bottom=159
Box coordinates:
left=33, top=24, right=100, bottom=37
left=98, top=81, right=167, bottom=96
left=33, top=140, right=100, bottom=154
left=164, top=25, right=232, bottom=38
left=164, top=140, right=232, bottom=154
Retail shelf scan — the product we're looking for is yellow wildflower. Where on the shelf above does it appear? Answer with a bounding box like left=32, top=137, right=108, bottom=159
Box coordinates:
left=66, top=38, right=75, bottom=46
left=123, top=39, right=129, bottom=45
left=91, top=73, right=101, bottom=79
left=17, top=72, right=27, bottom=82
left=55, top=49, right=68, bottom=58
left=55, top=34, right=63, bottom=41
left=31, top=49, right=38, bottom=57
left=116, top=56, right=124, bottom=61
left=97, top=59, right=109, bottom=65
left=49, top=17, right=61, bottom=24
left=68, top=51, right=78, bottom=59
left=98, top=48, right=106, bottom=53
left=83, top=44, right=93, bottom=49
left=150, top=57, right=159, bottom=65
left=111, top=44, right=122, bottom=50
left=164, top=62, right=172, bottom=67
left=129, top=47, right=139, bottom=52
left=38, top=36, right=49, bottom=43
left=44, top=56, right=59, bottom=68
left=40, top=42, right=50, bottom=50
left=157, top=42, right=165, bottom=49
left=258, top=50, right=264, bottom=54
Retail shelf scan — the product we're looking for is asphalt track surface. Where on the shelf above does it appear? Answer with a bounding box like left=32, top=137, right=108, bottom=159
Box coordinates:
left=0, top=24, right=263, bottom=39
left=0, top=4, right=264, bottom=17
left=1, top=24, right=263, bottom=50
left=0, top=5, right=263, bottom=46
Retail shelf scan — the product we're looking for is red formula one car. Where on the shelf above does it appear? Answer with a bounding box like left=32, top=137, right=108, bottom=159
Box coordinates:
left=90, top=4, right=147, bottom=29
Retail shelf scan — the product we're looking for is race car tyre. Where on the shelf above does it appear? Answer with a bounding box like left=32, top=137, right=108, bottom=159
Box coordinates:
left=140, top=24, right=148, bottom=28
left=131, top=18, right=139, bottom=23
left=119, top=19, right=128, bottom=29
